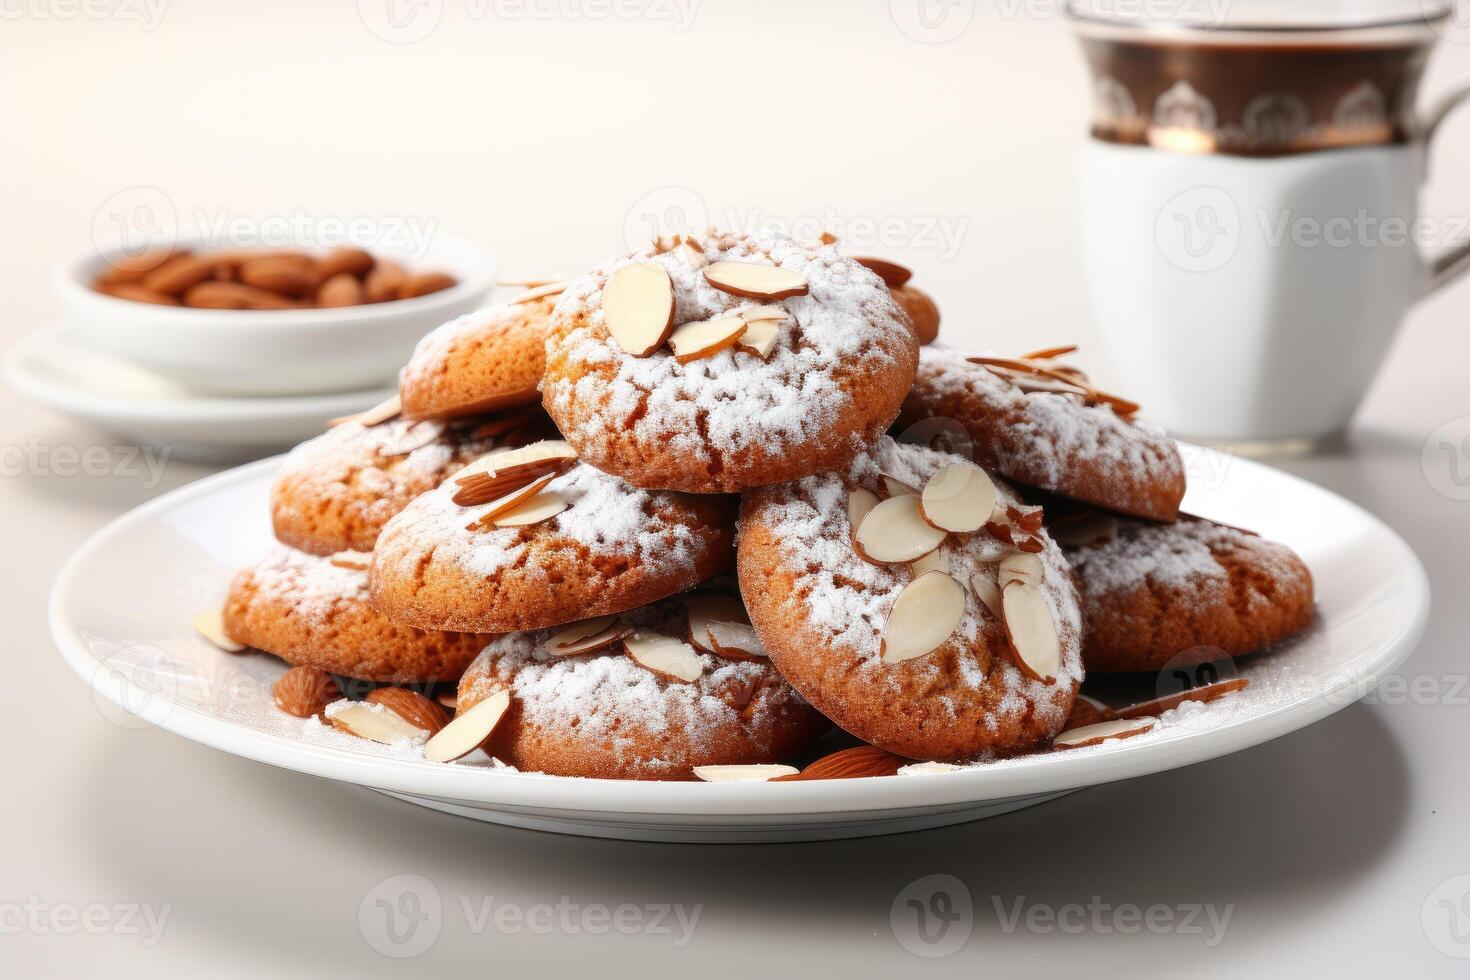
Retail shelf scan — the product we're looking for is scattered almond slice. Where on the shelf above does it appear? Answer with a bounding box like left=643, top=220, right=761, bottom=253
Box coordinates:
left=854, top=494, right=948, bottom=564
left=897, top=761, right=963, bottom=776
left=366, top=687, right=449, bottom=736
left=193, top=609, right=245, bottom=653
left=1053, top=717, right=1156, bottom=749
left=704, top=261, right=810, bottom=300
left=329, top=550, right=373, bottom=571
left=734, top=317, right=780, bottom=359
left=603, top=262, right=675, bottom=356
left=424, top=689, right=511, bottom=763
left=507, top=280, right=570, bottom=305
left=545, top=615, right=630, bottom=657
left=881, top=571, right=966, bottom=664
left=678, top=242, right=709, bottom=270
left=739, top=304, right=788, bottom=322
left=910, top=548, right=950, bottom=577
left=624, top=631, right=704, bottom=683
left=491, top=490, right=568, bottom=528
left=331, top=393, right=401, bottom=428
left=971, top=571, right=1003, bottom=620
left=693, top=764, right=797, bottom=783
left=1021, top=344, right=1080, bottom=360
left=1001, top=582, right=1060, bottom=683
left=848, top=487, right=881, bottom=532
left=452, top=441, right=577, bottom=506
left=706, top=621, right=767, bottom=660
left=880, top=474, right=920, bottom=498
left=472, top=473, right=556, bottom=526
left=327, top=701, right=430, bottom=745
left=457, top=440, right=576, bottom=481
left=998, top=552, right=1044, bottom=588
left=1115, top=678, right=1249, bottom=719
left=668, top=314, right=747, bottom=364
left=852, top=256, right=914, bottom=288
left=685, top=596, right=748, bottom=654
left=920, top=463, right=998, bottom=534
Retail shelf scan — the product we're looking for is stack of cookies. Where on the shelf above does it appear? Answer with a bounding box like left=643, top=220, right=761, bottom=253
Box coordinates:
left=202, top=230, right=1314, bottom=781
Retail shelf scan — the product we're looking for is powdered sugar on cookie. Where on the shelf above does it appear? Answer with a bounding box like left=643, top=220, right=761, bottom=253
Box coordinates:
left=238, top=546, right=373, bottom=624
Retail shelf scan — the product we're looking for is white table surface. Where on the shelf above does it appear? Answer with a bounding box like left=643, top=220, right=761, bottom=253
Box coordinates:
left=4, top=3, right=1470, bottom=975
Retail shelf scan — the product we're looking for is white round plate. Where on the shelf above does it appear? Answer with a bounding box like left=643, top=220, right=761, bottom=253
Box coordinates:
left=5, top=327, right=395, bottom=462
left=49, top=446, right=1429, bottom=842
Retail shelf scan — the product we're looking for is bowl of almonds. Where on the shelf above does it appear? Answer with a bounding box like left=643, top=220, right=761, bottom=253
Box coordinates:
left=55, top=232, right=495, bottom=396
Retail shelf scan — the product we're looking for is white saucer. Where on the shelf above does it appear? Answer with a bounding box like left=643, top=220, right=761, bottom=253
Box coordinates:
left=5, top=327, right=395, bottom=461
left=48, top=446, right=1430, bottom=842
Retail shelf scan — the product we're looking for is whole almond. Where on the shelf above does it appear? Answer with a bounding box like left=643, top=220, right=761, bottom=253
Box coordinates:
left=317, top=247, right=375, bottom=280
left=239, top=257, right=318, bottom=297
left=97, top=248, right=182, bottom=285
left=364, top=259, right=406, bottom=303
left=143, top=254, right=219, bottom=295
left=773, top=745, right=906, bottom=781
left=98, top=282, right=180, bottom=305
left=273, top=666, right=341, bottom=719
left=317, top=272, right=364, bottom=307
left=398, top=271, right=457, bottom=300
left=366, top=687, right=449, bottom=735
left=183, top=281, right=298, bottom=310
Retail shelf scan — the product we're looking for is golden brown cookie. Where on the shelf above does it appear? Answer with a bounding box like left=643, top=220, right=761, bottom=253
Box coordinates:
left=399, top=297, right=555, bottom=421
left=542, top=231, right=919, bottom=493
left=456, top=593, right=828, bottom=780
left=737, top=437, right=1084, bottom=761
left=1057, top=514, right=1315, bottom=673
left=897, top=346, right=1185, bottom=521
left=223, top=547, right=491, bottom=683
left=369, top=447, right=737, bottom=634
left=891, top=283, right=940, bottom=345
left=269, top=408, right=552, bottom=556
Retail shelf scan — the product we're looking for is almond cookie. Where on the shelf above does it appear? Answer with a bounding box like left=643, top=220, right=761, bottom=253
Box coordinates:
left=542, top=232, right=919, bottom=493
left=223, top=547, right=490, bottom=683
left=456, top=593, right=828, bottom=780
left=1055, top=512, right=1315, bottom=673
left=896, top=346, right=1185, bottom=522
left=399, top=295, right=557, bottom=421
left=270, top=407, right=553, bottom=556
left=369, top=446, right=737, bottom=633
left=737, top=436, right=1084, bottom=761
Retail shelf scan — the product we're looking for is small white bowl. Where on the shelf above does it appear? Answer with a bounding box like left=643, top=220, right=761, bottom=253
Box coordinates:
left=54, top=232, right=495, bottom=396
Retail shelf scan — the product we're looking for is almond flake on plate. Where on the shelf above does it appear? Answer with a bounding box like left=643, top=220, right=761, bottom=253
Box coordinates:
left=693, top=764, right=797, bottom=783
left=425, top=689, right=511, bottom=763
left=897, top=761, right=963, bottom=776
left=193, top=609, right=245, bottom=653
left=1053, top=717, right=1156, bottom=749
left=327, top=701, right=430, bottom=745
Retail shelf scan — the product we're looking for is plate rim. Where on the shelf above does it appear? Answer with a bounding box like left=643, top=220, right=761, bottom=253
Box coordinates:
left=48, top=450, right=1432, bottom=819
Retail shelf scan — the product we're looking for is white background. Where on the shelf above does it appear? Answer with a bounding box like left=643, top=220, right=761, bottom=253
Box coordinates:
left=3, top=1, right=1470, bottom=976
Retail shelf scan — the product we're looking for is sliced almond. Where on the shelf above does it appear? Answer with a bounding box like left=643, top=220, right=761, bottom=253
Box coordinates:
left=545, top=615, right=627, bottom=657
left=910, top=548, right=950, bottom=577
left=327, top=701, right=430, bottom=745
left=706, top=621, right=767, bottom=660
left=624, top=631, right=704, bottom=683
left=667, top=314, right=747, bottom=364
left=693, top=764, right=797, bottom=783
left=897, top=761, right=963, bottom=776
left=365, top=687, right=449, bottom=736
left=452, top=441, right=577, bottom=506
left=880, top=474, right=920, bottom=498
left=328, top=550, right=373, bottom=571
left=678, top=242, right=709, bottom=270
left=685, top=596, right=748, bottom=654
left=1008, top=505, right=1045, bottom=532
left=853, top=256, right=914, bottom=288
left=847, top=487, right=881, bottom=532
left=603, top=262, right=675, bottom=357
left=853, top=494, right=948, bottom=564
left=1116, top=678, right=1249, bottom=720
left=331, top=393, right=401, bottom=428
left=424, top=689, right=511, bottom=763
left=1000, top=582, right=1060, bottom=683
left=1021, top=344, right=1080, bottom=360
left=491, top=490, right=568, bottom=528
left=739, top=304, right=788, bottom=322
left=1053, top=717, right=1156, bottom=749
left=970, top=571, right=1003, bottom=620
left=436, top=690, right=458, bottom=711
left=919, top=463, right=998, bottom=534
left=193, top=609, right=245, bottom=653
left=380, top=420, right=444, bottom=457
left=507, top=280, right=570, bottom=305
left=998, top=552, right=1044, bottom=588
left=471, top=472, right=556, bottom=526
left=458, top=440, right=575, bottom=478
left=734, top=317, right=779, bottom=359
left=704, top=261, right=809, bottom=300
left=881, top=571, right=966, bottom=665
